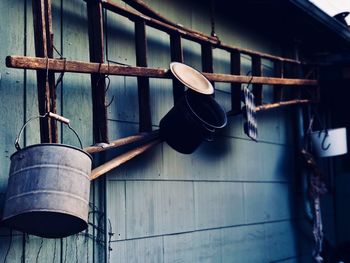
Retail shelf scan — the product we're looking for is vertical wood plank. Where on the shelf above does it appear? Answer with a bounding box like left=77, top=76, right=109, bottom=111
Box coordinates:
left=252, top=55, right=262, bottom=105
left=201, top=42, right=214, bottom=89
left=273, top=60, right=284, bottom=102
left=44, top=0, right=58, bottom=143
left=0, top=0, right=26, bottom=259
left=32, top=0, right=52, bottom=143
left=62, top=0, right=94, bottom=261
left=294, top=64, right=303, bottom=99
left=230, top=50, right=241, bottom=112
left=135, top=19, right=152, bottom=132
left=170, top=33, right=185, bottom=104
left=87, top=0, right=108, bottom=143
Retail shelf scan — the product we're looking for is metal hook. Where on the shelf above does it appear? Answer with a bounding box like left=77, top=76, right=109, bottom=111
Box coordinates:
left=321, top=131, right=331, bottom=151
left=105, top=75, right=111, bottom=93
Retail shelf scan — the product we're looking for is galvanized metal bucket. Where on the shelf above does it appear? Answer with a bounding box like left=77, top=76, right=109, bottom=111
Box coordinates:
left=1, top=113, right=92, bottom=238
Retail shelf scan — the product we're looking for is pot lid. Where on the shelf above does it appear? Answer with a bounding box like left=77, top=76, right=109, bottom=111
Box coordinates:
left=169, top=62, right=214, bottom=95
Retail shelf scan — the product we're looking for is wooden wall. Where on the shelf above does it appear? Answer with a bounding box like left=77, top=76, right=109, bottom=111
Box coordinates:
left=0, top=0, right=313, bottom=262
left=0, top=0, right=103, bottom=262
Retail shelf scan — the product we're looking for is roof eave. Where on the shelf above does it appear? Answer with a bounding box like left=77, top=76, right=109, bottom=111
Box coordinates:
left=290, top=0, right=350, bottom=44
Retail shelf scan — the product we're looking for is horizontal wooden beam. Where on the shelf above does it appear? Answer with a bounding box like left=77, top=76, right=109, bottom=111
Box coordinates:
left=203, top=73, right=317, bottom=85
left=255, top=99, right=312, bottom=112
left=7, top=56, right=318, bottom=86
left=6, top=55, right=169, bottom=77
left=99, top=0, right=303, bottom=64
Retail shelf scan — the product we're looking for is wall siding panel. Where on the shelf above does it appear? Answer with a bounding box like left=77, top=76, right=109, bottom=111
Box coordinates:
left=0, top=0, right=25, bottom=261
left=0, top=0, right=311, bottom=262
left=110, top=237, right=164, bottom=263
left=244, top=183, right=292, bottom=224
left=221, top=225, right=268, bottom=263
left=125, top=181, right=194, bottom=238
left=194, top=182, right=244, bottom=229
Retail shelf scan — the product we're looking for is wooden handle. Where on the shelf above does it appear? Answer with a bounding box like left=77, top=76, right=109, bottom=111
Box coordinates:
left=90, top=138, right=162, bottom=181
left=48, top=112, right=70, bottom=124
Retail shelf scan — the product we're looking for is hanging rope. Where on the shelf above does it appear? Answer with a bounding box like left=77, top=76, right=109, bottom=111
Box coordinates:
left=210, top=0, right=218, bottom=40
left=302, top=112, right=328, bottom=263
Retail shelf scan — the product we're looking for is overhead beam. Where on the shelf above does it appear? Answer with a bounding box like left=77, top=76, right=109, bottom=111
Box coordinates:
left=100, top=0, right=303, bottom=64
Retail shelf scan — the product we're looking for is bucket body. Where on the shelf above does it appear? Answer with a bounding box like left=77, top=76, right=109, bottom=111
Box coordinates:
left=310, top=128, right=348, bottom=157
left=2, top=144, right=92, bottom=238
left=160, top=91, right=227, bottom=154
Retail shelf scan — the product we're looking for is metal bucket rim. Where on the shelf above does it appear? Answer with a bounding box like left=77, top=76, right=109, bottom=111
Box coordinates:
left=2, top=210, right=88, bottom=238
left=184, top=92, right=227, bottom=129
left=10, top=143, right=92, bottom=161
left=309, top=127, right=347, bottom=135
left=2, top=208, right=88, bottom=222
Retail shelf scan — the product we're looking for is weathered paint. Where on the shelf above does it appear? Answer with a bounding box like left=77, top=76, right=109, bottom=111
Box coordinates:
left=0, top=0, right=313, bottom=262
left=104, top=0, right=307, bottom=261
left=0, top=0, right=104, bottom=262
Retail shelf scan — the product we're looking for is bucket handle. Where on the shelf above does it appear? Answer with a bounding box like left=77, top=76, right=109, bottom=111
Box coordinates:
left=14, top=112, right=83, bottom=150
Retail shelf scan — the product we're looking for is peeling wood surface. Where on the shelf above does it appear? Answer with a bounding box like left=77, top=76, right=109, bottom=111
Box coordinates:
left=32, top=0, right=53, bottom=143
left=87, top=0, right=108, bottom=143
left=135, top=19, right=152, bottom=132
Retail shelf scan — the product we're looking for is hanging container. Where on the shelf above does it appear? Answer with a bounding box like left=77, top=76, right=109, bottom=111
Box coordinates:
left=160, top=62, right=227, bottom=154
left=1, top=113, right=92, bottom=238
left=310, top=128, right=348, bottom=158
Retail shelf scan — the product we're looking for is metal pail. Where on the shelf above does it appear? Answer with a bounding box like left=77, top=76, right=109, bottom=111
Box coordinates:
left=310, top=128, right=348, bottom=158
left=1, top=113, right=92, bottom=238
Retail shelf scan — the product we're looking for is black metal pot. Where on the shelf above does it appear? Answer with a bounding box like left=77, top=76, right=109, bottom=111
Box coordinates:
left=160, top=91, right=227, bottom=154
